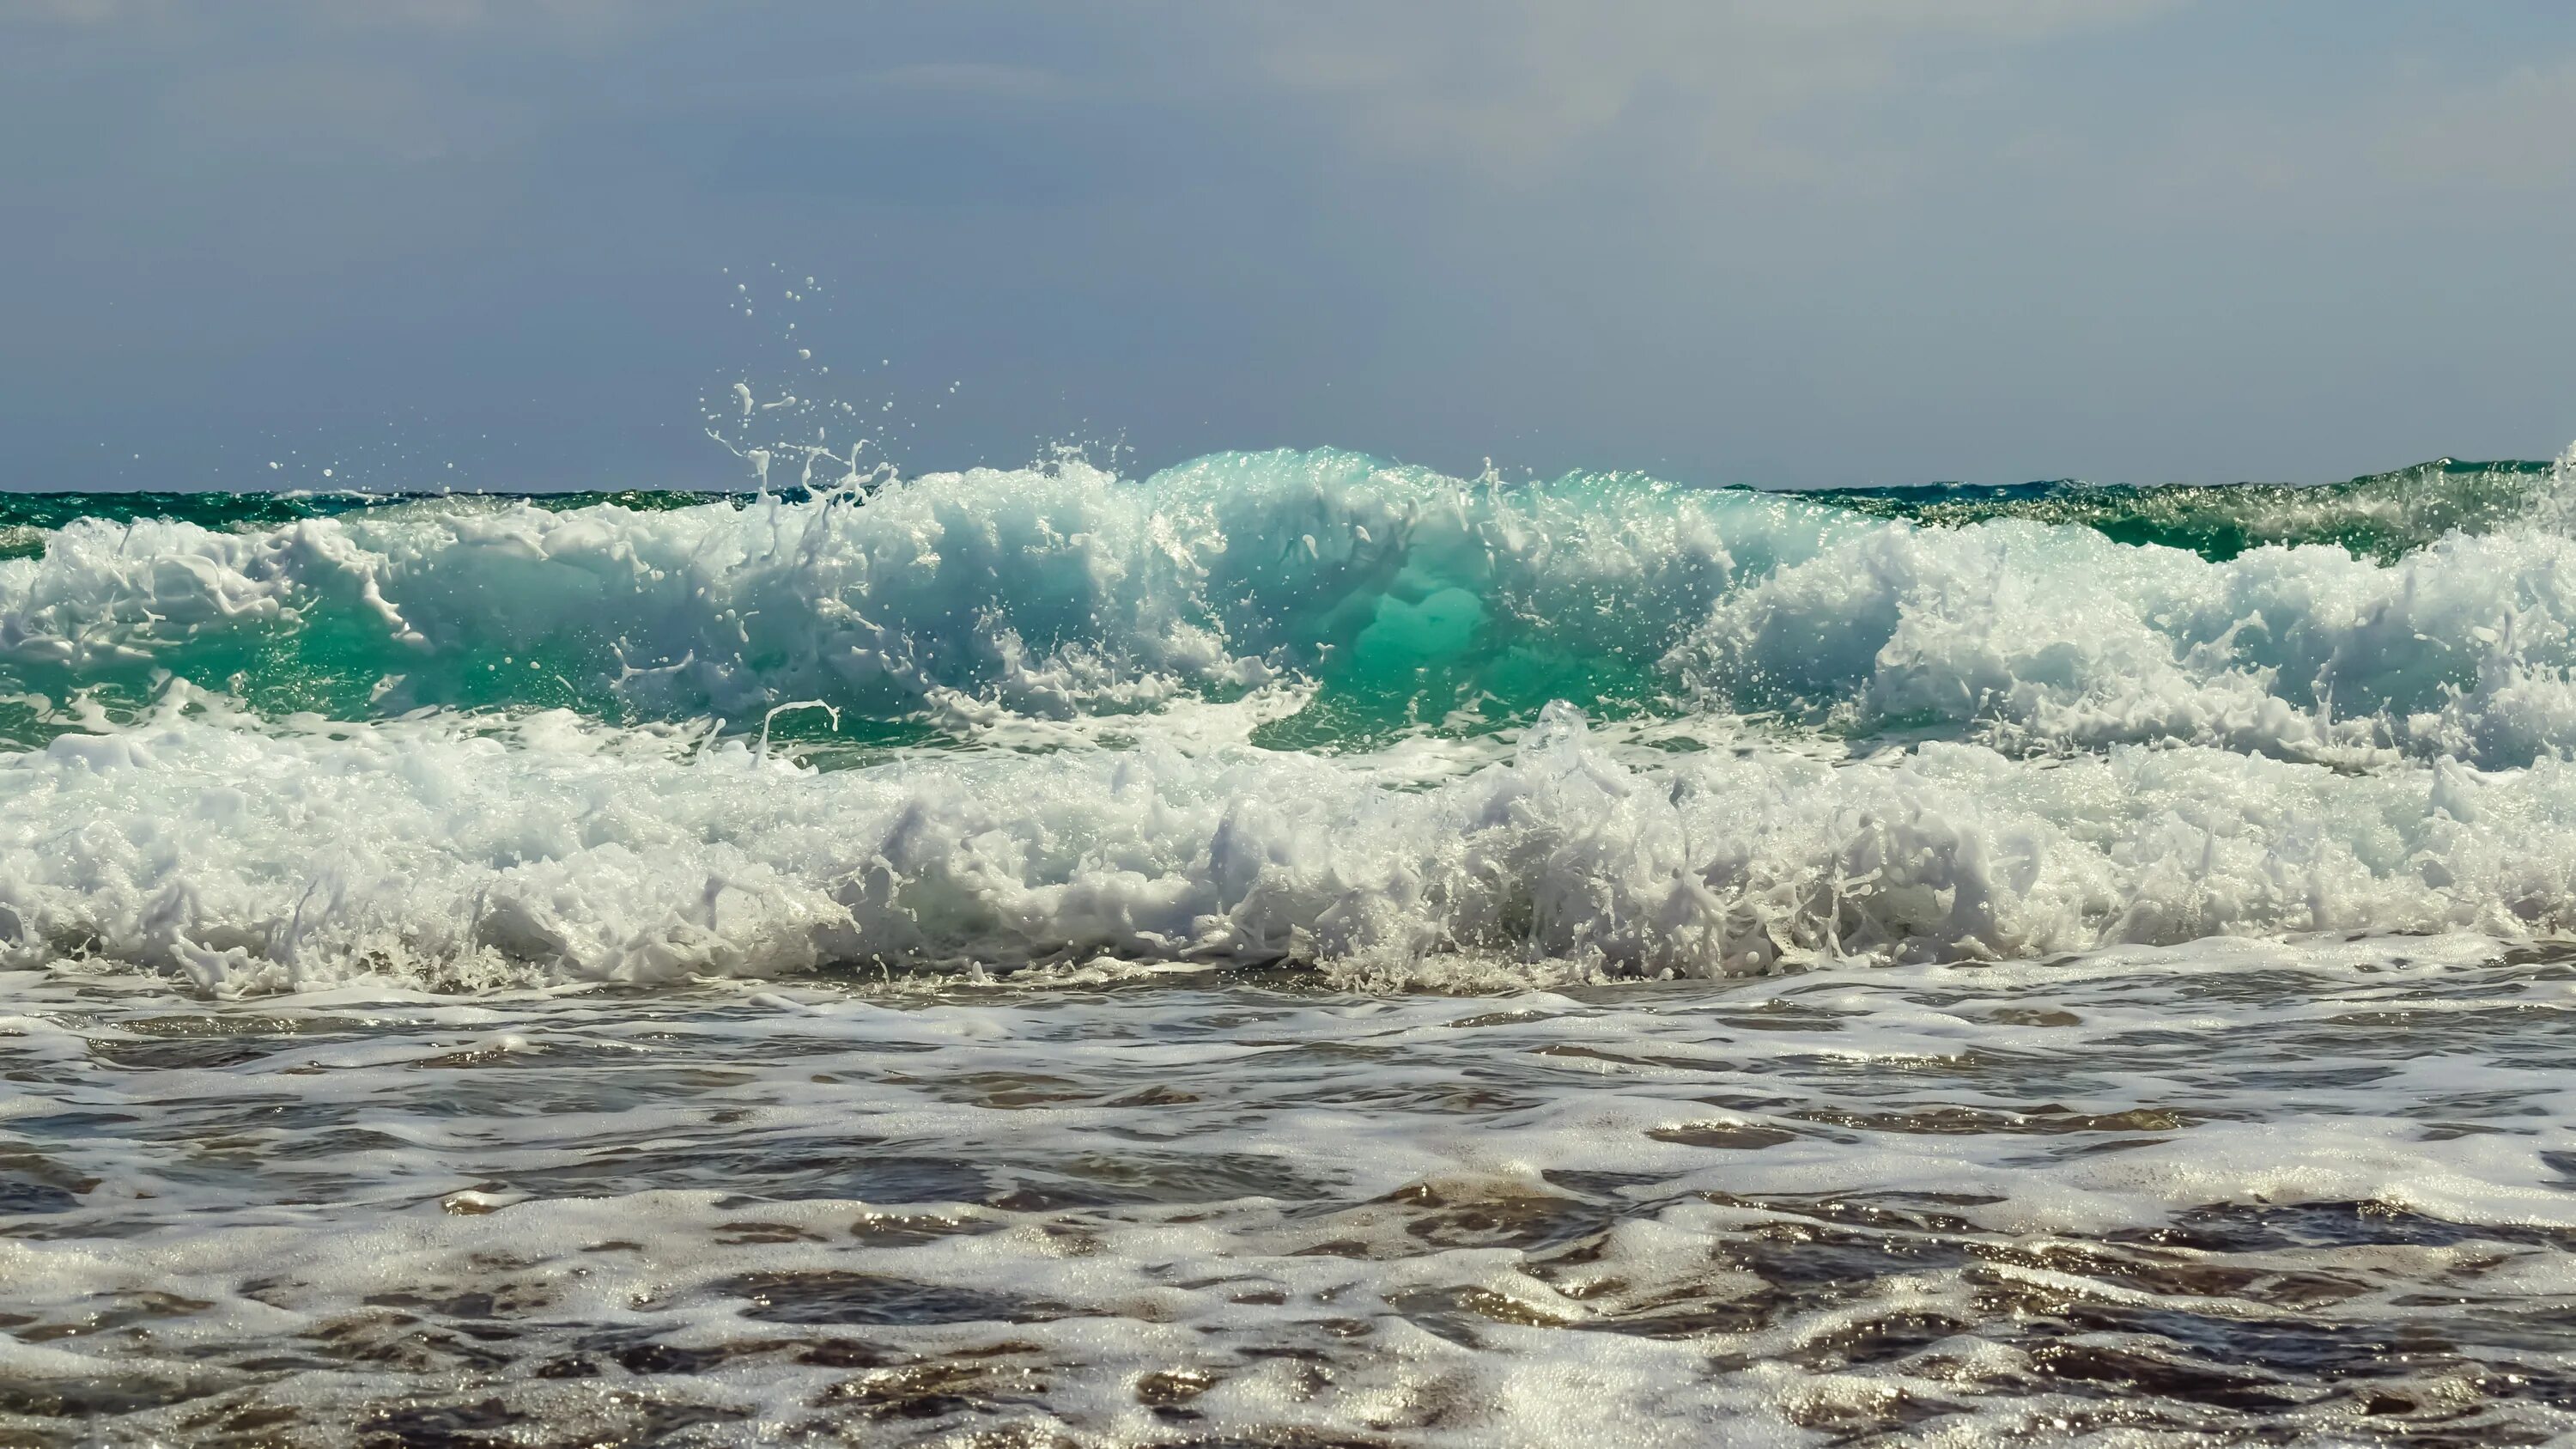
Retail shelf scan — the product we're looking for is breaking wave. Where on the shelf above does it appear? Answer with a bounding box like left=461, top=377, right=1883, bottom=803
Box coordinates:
left=4, top=442, right=2574, bottom=988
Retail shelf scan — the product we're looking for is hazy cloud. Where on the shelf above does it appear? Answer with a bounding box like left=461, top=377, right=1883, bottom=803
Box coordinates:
left=1241, top=0, right=2183, bottom=179
left=2379, top=58, right=2576, bottom=190
left=0, top=1, right=2568, bottom=492
left=159, top=63, right=523, bottom=164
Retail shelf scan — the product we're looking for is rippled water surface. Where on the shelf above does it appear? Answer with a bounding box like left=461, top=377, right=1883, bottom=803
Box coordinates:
left=6, top=937, right=2574, bottom=1446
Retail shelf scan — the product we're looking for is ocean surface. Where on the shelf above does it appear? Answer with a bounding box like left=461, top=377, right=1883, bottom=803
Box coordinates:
left=4, top=448, right=2576, bottom=1446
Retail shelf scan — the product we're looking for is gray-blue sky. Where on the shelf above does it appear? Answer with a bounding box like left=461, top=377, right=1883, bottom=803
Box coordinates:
left=3, top=0, right=2573, bottom=492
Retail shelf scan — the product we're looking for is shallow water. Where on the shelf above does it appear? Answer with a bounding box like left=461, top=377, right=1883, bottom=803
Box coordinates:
left=5, top=937, right=2574, bottom=1446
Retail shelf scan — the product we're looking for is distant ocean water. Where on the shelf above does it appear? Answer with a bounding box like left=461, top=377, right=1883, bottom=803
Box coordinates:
left=3, top=447, right=2574, bottom=1445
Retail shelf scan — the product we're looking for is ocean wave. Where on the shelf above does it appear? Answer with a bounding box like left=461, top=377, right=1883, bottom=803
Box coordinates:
left=5, top=447, right=2575, bottom=764
left=1671, top=482, right=2576, bottom=766
left=1813, top=455, right=2549, bottom=563
left=0, top=451, right=1819, bottom=743
left=4, top=454, right=2547, bottom=565
left=4, top=691, right=2570, bottom=989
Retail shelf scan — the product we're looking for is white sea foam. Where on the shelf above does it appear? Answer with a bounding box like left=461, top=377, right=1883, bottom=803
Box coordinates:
left=1, top=686, right=2572, bottom=990
left=4, top=942, right=2572, bottom=1444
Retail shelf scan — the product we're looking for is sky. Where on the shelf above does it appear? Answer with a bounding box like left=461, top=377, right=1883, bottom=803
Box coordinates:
left=3, top=0, right=2573, bottom=493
